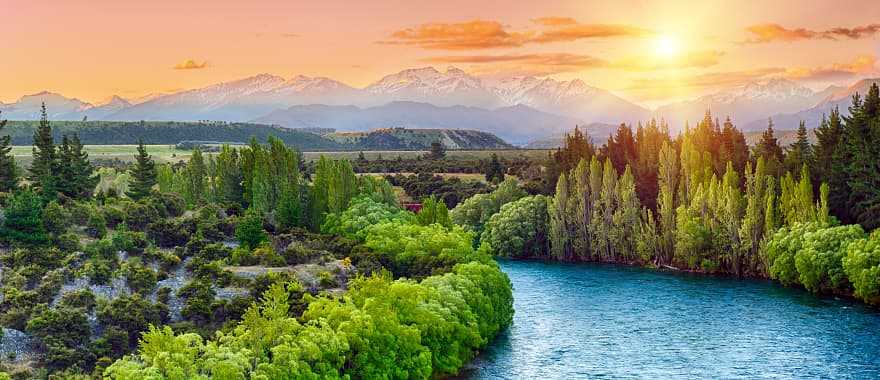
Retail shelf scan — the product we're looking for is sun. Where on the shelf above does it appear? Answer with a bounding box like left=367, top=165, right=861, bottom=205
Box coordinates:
left=654, top=34, right=681, bottom=58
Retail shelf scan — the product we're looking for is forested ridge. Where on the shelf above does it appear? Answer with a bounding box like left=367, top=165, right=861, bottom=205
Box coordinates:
left=0, top=105, right=513, bottom=378
left=457, top=84, right=880, bottom=306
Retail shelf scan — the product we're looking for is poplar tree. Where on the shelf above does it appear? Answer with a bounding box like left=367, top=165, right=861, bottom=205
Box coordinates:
left=569, top=158, right=592, bottom=260
left=0, top=111, right=16, bottom=192
left=613, top=166, right=641, bottom=262
left=126, top=140, right=157, bottom=200
left=183, top=148, right=208, bottom=206
left=548, top=173, right=570, bottom=260
left=657, top=141, right=678, bottom=264
left=215, top=145, right=244, bottom=205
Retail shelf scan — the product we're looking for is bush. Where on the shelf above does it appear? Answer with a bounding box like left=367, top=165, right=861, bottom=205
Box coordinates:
left=794, top=224, right=865, bottom=293
left=97, top=294, right=166, bottom=349
left=110, top=227, right=149, bottom=255
left=42, top=201, right=72, bottom=235
left=842, top=231, right=880, bottom=304
left=54, top=232, right=82, bottom=254
left=59, top=289, right=96, bottom=311
left=252, top=242, right=285, bottom=267
left=122, top=202, right=160, bottom=231
left=86, top=210, right=108, bottom=238
left=101, top=206, right=125, bottom=229
left=146, top=219, right=190, bottom=248
left=480, top=195, right=550, bottom=258
left=0, top=189, right=49, bottom=245
left=120, top=259, right=158, bottom=295
left=234, top=209, right=267, bottom=249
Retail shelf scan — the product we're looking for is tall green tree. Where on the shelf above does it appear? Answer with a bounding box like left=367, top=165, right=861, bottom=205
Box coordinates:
left=548, top=173, right=571, bottom=260
left=814, top=108, right=843, bottom=185
left=182, top=148, right=208, bottom=206
left=484, top=153, right=505, bottom=184
left=755, top=118, right=785, bottom=176
left=657, top=141, right=678, bottom=264
left=57, top=134, right=96, bottom=199
left=840, top=83, right=880, bottom=229
left=29, top=103, right=58, bottom=198
left=126, top=140, right=157, bottom=200
left=785, top=121, right=813, bottom=174
left=0, top=111, right=18, bottom=192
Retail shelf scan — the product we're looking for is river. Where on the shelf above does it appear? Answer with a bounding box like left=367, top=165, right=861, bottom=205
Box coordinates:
left=461, top=260, right=880, bottom=379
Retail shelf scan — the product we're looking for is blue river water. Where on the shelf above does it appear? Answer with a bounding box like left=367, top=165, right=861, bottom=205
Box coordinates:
left=461, top=259, right=880, bottom=379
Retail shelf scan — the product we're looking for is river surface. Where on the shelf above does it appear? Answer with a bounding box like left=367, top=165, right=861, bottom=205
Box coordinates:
left=462, top=260, right=880, bottom=379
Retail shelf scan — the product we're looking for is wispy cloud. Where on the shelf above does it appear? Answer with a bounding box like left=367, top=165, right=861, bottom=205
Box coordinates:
left=628, top=67, right=786, bottom=91
left=744, top=23, right=880, bottom=43
left=172, top=59, right=209, bottom=70
left=382, top=18, right=651, bottom=50
left=784, top=54, right=878, bottom=81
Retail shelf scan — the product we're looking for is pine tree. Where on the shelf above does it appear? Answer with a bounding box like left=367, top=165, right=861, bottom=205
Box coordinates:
left=126, top=140, right=157, bottom=200
left=840, top=83, right=880, bottom=229
left=0, top=112, right=17, bottom=193
left=719, top=117, right=750, bottom=175
left=30, top=103, right=58, bottom=198
left=785, top=121, right=813, bottom=174
left=755, top=118, right=784, bottom=176
left=62, top=134, right=96, bottom=198
left=813, top=108, right=843, bottom=185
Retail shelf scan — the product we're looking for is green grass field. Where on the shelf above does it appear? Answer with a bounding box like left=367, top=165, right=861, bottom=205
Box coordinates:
left=11, top=145, right=553, bottom=165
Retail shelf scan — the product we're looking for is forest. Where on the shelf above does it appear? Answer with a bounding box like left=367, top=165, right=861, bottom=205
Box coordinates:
left=0, top=106, right=513, bottom=378
left=469, top=83, right=880, bottom=305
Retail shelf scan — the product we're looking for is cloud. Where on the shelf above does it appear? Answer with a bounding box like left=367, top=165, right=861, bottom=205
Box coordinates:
left=424, top=53, right=607, bottom=76
left=744, top=23, right=880, bottom=43
left=382, top=18, right=650, bottom=50
left=784, top=54, right=878, bottom=81
left=628, top=67, right=786, bottom=91
left=172, top=59, right=209, bottom=70
left=532, top=17, right=578, bottom=26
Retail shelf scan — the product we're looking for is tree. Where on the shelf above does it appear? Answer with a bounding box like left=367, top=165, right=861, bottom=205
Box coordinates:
left=428, top=141, right=446, bottom=160
left=814, top=108, right=843, bottom=185
left=182, top=148, right=208, bottom=206
left=755, top=118, right=784, bottom=176
left=416, top=196, right=452, bottom=228
left=0, top=189, right=49, bottom=245
left=30, top=102, right=58, bottom=198
left=719, top=117, right=750, bottom=175
left=214, top=145, right=244, bottom=204
left=58, top=134, right=96, bottom=199
left=235, top=208, right=268, bottom=249
left=613, top=166, right=642, bottom=262
left=785, top=121, right=813, bottom=174
left=548, top=173, right=571, bottom=260
left=657, top=141, right=678, bottom=264
left=126, top=140, right=157, bottom=200
left=0, top=111, right=17, bottom=192
left=484, top=153, right=505, bottom=183
left=480, top=195, right=549, bottom=258
left=838, top=83, right=880, bottom=229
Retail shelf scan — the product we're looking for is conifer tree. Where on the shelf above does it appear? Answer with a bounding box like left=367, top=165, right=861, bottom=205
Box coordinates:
left=813, top=108, right=843, bottom=184
left=755, top=118, right=784, bottom=176
left=57, top=134, right=96, bottom=198
left=215, top=145, right=244, bottom=205
left=0, top=112, right=16, bottom=192
left=484, top=153, right=505, bottom=183
left=126, top=140, right=157, bottom=200
left=30, top=103, right=58, bottom=198
left=428, top=141, right=446, bottom=160
left=182, top=148, right=208, bottom=206
left=839, top=83, right=880, bottom=229
left=785, top=121, right=813, bottom=174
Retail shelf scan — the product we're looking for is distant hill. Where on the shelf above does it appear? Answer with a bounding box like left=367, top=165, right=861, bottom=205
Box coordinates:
left=326, top=128, right=512, bottom=150
left=1, top=120, right=513, bottom=151
left=743, top=128, right=816, bottom=147
left=252, top=101, right=582, bottom=145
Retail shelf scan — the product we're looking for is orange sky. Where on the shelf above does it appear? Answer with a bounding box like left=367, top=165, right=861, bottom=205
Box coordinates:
left=2, top=0, right=879, bottom=107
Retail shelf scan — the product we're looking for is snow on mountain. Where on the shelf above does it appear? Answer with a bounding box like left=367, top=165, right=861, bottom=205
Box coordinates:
left=365, top=67, right=502, bottom=108
left=0, top=91, right=91, bottom=120
left=490, top=76, right=650, bottom=125
left=84, top=95, right=132, bottom=120
left=744, top=78, right=880, bottom=131
left=655, top=78, right=831, bottom=131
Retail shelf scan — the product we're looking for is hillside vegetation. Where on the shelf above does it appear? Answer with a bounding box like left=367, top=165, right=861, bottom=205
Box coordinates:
left=326, top=127, right=513, bottom=150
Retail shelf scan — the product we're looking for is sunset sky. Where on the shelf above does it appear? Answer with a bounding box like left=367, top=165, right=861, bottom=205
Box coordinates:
left=2, top=0, right=879, bottom=108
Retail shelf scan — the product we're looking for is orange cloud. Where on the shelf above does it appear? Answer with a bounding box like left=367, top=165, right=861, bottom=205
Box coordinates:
left=628, top=67, right=786, bottom=91
left=172, top=59, right=209, bottom=70
left=383, top=20, right=531, bottom=50
left=532, top=17, right=578, bottom=26
left=383, top=18, right=649, bottom=50
left=785, top=54, right=878, bottom=81
left=744, top=23, right=880, bottom=43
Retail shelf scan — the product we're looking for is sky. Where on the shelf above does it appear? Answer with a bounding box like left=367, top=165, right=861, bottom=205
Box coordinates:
left=2, top=0, right=879, bottom=108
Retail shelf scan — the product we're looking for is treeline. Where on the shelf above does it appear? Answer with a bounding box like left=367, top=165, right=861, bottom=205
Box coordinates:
left=3, top=118, right=344, bottom=150
left=466, top=84, right=880, bottom=305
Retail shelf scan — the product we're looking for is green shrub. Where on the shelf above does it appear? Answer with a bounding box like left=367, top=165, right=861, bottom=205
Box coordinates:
left=234, top=209, right=268, bottom=250
left=842, top=231, right=880, bottom=304
left=122, top=202, right=160, bottom=231
left=146, top=219, right=190, bottom=248
left=42, top=201, right=72, bottom=235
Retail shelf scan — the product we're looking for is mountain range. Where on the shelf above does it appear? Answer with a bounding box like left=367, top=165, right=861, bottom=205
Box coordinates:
left=2, top=66, right=877, bottom=144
